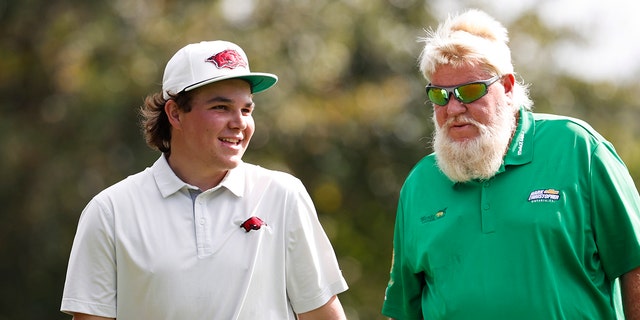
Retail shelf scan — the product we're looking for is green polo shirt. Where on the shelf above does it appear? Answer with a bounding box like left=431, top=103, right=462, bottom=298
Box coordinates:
left=382, top=107, right=640, bottom=319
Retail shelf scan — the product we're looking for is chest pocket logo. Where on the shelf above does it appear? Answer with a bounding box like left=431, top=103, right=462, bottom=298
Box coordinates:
left=528, top=189, right=561, bottom=203
left=421, top=208, right=447, bottom=223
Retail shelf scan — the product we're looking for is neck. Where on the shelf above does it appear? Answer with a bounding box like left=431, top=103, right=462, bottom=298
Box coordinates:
left=165, top=153, right=228, bottom=191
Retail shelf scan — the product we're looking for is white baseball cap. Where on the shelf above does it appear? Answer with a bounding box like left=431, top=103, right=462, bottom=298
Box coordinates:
left=162, top=40, right=278, bottom=99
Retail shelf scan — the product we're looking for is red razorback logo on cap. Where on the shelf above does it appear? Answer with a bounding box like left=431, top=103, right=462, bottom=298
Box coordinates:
left=205, top=49, right=247, bottom=69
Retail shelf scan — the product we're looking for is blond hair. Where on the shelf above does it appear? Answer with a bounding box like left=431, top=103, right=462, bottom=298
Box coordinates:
left=419, top=9, right=532, bottom=110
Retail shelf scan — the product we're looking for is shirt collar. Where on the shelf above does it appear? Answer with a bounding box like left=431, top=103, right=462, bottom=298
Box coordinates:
left=218, top=163, right=245, bottom=197
left=483, top=106, right=534, bottom=176
left=502, top=106, right=534, bottom=167
left=152, top=154, right=246, bottom=198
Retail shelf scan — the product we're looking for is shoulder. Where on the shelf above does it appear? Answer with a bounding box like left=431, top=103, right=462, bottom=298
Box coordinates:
left=401, top=153, right=448, bottom=192
left=531, top=112, right=615, bottom=157
left=406, top=154, right=439, bottom=181
left=241, top=163, right=305, bottom=191
left=76, top=170, right=153, bottom=230
left=92, top=167, right=154, bottom=205
left=533, top=113, right=606, bottom=143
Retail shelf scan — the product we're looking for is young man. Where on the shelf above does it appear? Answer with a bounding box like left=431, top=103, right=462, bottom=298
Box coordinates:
left=61, top=40, right=348, bottom=320
left=382, top=9, right=640, bottom=320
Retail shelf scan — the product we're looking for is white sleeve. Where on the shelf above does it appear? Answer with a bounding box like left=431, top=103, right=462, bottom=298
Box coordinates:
left=61, top=197, right=117, bottom=318
left=284, top=180, right=348, bottom=313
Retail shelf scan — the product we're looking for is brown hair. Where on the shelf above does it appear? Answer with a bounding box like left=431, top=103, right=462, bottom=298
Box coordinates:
left=139, top=91, right=194, bottom=154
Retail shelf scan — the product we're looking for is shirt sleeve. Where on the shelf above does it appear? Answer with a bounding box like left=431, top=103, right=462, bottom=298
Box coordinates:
left=381, top=198, right=424, bottom=320
left=284, top=179, right=348, bottom=314
left=590, top=141, right=640, bottom=278
left=61, top=197, right=117, bottom=318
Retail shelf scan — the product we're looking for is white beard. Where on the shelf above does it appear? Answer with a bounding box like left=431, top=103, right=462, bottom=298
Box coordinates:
left=432, top=105, right=517, bottom=183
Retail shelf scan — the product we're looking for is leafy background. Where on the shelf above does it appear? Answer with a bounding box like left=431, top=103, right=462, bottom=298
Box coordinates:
left=1, top=0, right=639, bottom=319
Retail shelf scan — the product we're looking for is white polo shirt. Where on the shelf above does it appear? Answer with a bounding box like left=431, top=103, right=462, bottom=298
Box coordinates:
left=61, top=155, right=348, bottom=319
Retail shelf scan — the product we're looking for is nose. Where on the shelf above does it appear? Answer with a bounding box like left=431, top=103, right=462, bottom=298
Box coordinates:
left=229, top=110, right=247, bottom=130
left=444, top=96, right=467, bottom=116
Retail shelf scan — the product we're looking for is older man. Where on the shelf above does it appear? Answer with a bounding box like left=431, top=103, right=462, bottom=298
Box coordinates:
left=382, top=9, right=640, bottom=320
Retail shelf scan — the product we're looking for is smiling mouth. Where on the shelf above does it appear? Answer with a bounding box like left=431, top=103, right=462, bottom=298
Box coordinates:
left=220, top=138, right=242, bottom=145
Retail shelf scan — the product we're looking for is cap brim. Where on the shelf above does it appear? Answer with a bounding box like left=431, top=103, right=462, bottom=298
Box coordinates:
left=183, top=72, right=278, bottom=94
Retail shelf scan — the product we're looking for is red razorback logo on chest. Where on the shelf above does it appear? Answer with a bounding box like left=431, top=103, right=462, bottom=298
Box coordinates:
left=240, top=216, right=266, bottom=232
left=205, top=49, right=248, bottom=69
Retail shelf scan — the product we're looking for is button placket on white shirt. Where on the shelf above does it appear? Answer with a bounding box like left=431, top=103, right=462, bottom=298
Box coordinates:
left=189, top=188, right=213, bottom=257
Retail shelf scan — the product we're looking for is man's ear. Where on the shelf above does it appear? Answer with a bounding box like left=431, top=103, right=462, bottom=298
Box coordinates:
left=164, top=100, right=182, bottom=129
left=503, top=73, right=515, bottom=94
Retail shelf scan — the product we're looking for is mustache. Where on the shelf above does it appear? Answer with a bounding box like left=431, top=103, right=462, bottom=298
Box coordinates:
left=441, top=116, right=484, bottom=130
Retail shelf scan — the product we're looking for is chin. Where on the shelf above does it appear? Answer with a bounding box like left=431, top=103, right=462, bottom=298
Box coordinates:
left=227, top=157, right=244, bottom=168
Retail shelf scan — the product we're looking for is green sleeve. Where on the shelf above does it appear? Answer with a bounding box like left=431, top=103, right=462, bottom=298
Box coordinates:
left=590, top=141, right=640, bottom=278
left=382, top=198, right=424, bottom=319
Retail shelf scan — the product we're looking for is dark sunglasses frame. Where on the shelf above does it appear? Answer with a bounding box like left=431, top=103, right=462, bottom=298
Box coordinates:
left=425, top=75, right=502, bottom=106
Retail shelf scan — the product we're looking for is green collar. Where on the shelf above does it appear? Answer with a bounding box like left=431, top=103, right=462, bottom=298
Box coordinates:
left=502, top=106, right=534, bottom=168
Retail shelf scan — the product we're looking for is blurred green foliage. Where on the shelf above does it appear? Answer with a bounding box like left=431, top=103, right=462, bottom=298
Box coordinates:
left=1, top=0, right=639, bottom=319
